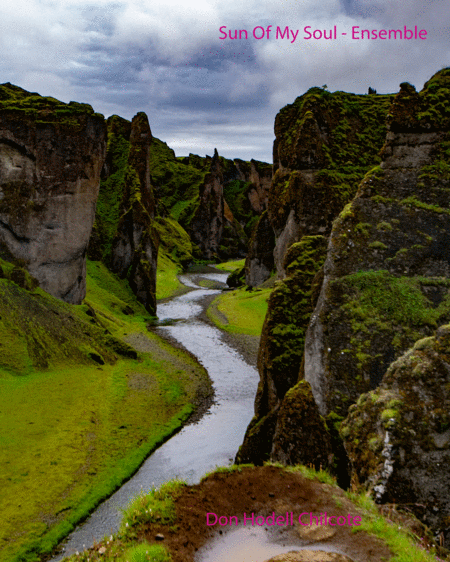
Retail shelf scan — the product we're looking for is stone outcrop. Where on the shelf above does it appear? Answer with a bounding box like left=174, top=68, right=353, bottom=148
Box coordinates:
left=244, top=211, right=275, bottom=287
left=269, top=87, right=392, bottom=278
left=150, top=139, right=271, bottom=261
left=270, top=380, right=333, bottom=469
left=341, top=325, right=450, bottom=542
left=237, top=236, right=327, bottom=464
left=189, top=149, right=224, bottom=259
left=90, top=112, right=159, bottom=314
left=239, top=69, right=450, bottom=521
left=0, top=83, right=106, bottom=303
left=304, top=70, right=450, bottom=419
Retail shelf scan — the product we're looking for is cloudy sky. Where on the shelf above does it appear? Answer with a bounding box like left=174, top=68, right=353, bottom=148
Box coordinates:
left=0, top=0, right=449, bottom=162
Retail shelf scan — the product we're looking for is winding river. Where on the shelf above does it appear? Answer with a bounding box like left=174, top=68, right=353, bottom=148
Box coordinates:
left=52, top=270, right=260, bottom=560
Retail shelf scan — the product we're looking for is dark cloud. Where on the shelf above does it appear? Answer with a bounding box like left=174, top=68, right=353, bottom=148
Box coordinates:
left=0, top=0, right=448, bottom=162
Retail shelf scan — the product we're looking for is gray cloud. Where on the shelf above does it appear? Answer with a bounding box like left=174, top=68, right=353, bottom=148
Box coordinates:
left=0, top=0, right=449, bottom=162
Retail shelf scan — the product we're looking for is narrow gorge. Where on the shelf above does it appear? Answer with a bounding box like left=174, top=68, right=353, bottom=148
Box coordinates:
left=1, top=69, right=450, bottom=562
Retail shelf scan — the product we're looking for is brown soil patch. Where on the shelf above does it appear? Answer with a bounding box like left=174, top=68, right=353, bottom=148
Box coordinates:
left=133, top=466, right=392, bottom=562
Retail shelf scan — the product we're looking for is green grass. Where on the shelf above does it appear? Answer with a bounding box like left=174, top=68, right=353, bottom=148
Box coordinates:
left=214, top=259, right=245, bottom=272
left=121, top=480, right=186, bottom=536
left=156, top=250, right=185, bottom=300
left=0, top=260, right=209, bottom=562
left=121, top=543, right=172, bottom=562
left=346, top=492, right=444, bottom=562
left=207, top=286, right=271, bottom=336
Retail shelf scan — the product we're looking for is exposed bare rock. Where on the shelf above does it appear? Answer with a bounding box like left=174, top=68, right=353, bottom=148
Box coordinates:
left=245, top=210, right=275, bottom=287
left=189, top=148, right=224, bottom=259
left=0, top=83, right=106, bottom=303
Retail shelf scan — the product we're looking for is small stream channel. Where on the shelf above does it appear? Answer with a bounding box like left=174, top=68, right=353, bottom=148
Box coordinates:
left=52, top=270, right=260, bottom=560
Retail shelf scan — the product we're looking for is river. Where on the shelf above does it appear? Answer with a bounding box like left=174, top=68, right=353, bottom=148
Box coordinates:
left=52, top=270, right=260, bottom=560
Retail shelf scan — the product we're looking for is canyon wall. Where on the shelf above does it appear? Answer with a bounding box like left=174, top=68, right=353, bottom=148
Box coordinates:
left=0, top=83, right=106, bottom=303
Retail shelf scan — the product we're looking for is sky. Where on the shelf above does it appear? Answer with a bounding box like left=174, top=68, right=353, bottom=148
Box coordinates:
left=0, top=0, right=449, bottom=162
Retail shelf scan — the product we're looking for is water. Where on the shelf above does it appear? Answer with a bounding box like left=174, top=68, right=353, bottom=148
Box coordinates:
left=52, top=271, right=259, bottom=560
left=195, top=526, right=348, bottom=562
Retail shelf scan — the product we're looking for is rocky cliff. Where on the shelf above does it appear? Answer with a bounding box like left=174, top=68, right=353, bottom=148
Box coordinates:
left=238, top=87, right=392, bottom=464
left=341, top=325, right=450, bottom=541
left=304, top=71, right=450, bottom=419
left=0, top=83, right=106, bottom=303
left=269, top=87, right=392, bottom=278
left=89, top=113, right=159, bottom=314
left=239, top=67, right=450, bottom=540
left=149, top=138, right=271, bottom=260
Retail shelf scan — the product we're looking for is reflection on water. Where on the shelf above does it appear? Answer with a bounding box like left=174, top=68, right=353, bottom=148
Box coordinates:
left=51, top=272, right=259, bottom=560
left=196, top=526, right=348, bottom=562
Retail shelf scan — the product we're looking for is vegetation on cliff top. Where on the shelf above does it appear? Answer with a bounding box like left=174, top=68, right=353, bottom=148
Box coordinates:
left=0, top=82, right=103, bottom=125
left=270, top=88, right=393, bottom=231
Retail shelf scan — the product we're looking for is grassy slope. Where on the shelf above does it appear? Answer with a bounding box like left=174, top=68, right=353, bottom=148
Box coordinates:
left=207, top=286, right=271, bottom=336
left=214, top=258, right=245, bottom=272
left=0, top=260, right=209, bottom=562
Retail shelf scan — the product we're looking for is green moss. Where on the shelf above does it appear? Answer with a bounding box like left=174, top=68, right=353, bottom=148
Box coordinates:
left=376, top=221, right=393, bottom=231
left=355, top=223, right=372, bottom=237
left=0, top=83, right=103, bottom=127
left=401, top=195, right=450, bottom=215
left=150, top=138, right=206, bottom=230
left=255, top=236, right=328, bottom=406
left=153, top=217, right=192, bottom=266
left=369, top=241, right=388, bottom=250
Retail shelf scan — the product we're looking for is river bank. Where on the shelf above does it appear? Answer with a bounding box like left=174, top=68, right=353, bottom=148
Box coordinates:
left=48, top=269, right=260, bottom=561
left=0, top=262, right=212, bottom=562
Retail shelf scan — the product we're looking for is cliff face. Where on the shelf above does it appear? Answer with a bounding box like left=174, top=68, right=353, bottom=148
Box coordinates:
left=90, top=113, right=159, bottom=314
left=149, top=139, right=271, bottom=260
left=342, top=325, right=450, bottom=541
left=189, top=149, right=225, bottom=259
left=0, top=83, right=106, bottom=303
left=304, top=71, right=450, bottom=419
left=240, top=68, right=450, bottom=538
left=238, top=87, right=392, bottom=464
left=270, top=88, right=392, bottom=277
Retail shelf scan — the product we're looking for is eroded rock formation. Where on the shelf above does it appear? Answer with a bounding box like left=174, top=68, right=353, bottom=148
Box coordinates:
left=269, top=87, right=392, bottom=278
left=342, top=325, right=450, bottom=541
left=304, top=72, right=450, bottom=419
left=90, top=112, right=159, bottom=314
left=0, top=83, right=106, bottom=303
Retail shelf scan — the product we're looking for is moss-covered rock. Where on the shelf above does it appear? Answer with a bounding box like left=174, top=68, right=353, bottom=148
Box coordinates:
left=237, top=235, right=327, bottom=464
left=342, top=323, right=450, bottom=541
left=270, top=87, right=393, bottom=276
left=271, top=380, right=332, bottom=469
left=245, top=210, right=275, bottom=287
left=150, top=139, right=270, bottom=261
left=226, top=263, right=246, bottom=287
left=91, top=112, right=159, bottom=314
left=304, top=69, right=450, bottom=420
